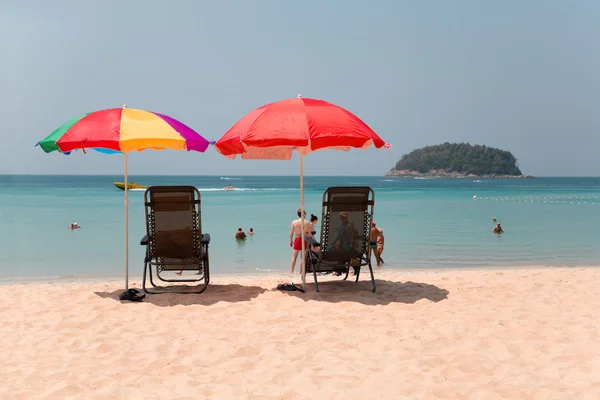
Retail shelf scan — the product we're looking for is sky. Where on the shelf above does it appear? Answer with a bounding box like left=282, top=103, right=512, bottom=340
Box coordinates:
left=2, top=0, right=599, bottom=176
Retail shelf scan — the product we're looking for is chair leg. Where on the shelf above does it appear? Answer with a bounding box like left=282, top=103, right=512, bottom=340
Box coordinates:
left=144, top=273, right=209, bottom=294
left=195, top=276, right=209, bottom=295
left=342, top=263, right=350, bottom=281
left=142, top=261, right=150, bottom=294
left=312, top=268, right=320, bottom=292
left=203, top=249, right=210, bottom=288
left=148, top=264, right=158, bottom=287
left=354, top=266, right=361, bottom=282
left=144, top=259, right=210, bottom=295
left=367, top=260, right=376, bottom=293
left=204, top=246, right=210, bottom=284
left=305, top=251, right=319, bottom=292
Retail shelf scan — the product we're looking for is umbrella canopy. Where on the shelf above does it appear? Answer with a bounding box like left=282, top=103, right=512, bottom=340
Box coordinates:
left=215, top=97, right=389, bottom=159
left=38, top=107, right=210, bottom=154
left=215, top=96, right=390, bottom=290
left=37, top=106, right=210, bottom=294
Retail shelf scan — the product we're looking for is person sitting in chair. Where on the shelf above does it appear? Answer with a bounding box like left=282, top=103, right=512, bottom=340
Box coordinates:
left=331, top=212, right=358, bottom=252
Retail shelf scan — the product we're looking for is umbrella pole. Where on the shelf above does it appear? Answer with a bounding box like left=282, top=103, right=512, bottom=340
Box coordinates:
left=300, top=153, right=306, bottom=291
left=124, top=153, right=129, bottom=290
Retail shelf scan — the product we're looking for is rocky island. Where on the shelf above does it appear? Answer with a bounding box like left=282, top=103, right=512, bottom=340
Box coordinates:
left=386, top=143, right=533, bottom=179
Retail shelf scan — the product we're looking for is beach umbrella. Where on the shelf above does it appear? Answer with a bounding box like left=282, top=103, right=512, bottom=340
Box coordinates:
left=215, top=95, right=390, bottom=290
left=36, top=105, right=211, bottom=292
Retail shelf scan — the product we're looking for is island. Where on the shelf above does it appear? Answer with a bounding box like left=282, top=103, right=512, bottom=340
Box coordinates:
left=385, top=142, right=533, bottom=178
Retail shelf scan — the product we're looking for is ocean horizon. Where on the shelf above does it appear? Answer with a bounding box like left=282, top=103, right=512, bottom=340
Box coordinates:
left=1, top=174, right=599, bottom=280
left=5, top=174, right=600, bottom=177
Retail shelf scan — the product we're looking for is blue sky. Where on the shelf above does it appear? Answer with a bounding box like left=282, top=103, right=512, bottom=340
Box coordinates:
left=2, top=0, right=599, bottom=176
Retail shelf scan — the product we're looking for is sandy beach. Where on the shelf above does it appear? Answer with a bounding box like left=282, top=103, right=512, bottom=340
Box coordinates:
left=2, top=267, right=600, bottom=399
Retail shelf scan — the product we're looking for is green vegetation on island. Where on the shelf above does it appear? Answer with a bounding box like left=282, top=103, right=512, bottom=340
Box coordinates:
left=386, top=143, right=530, bottom=178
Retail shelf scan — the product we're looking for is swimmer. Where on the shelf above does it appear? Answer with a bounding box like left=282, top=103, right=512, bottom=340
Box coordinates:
left=235, top=227, right=246, bottom=240
left=247, top=228, right=254, bottom=236
left=493, top=223, right=503, bottom=234
left=68, top=222, right=81, bottom=230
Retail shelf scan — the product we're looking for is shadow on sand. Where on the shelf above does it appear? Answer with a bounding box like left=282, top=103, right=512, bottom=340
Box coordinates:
left=94, top=278, right=448, bottom=307
left=276, top=278, right=449, bottom=305
left=94, top=283, right=267, bottom=307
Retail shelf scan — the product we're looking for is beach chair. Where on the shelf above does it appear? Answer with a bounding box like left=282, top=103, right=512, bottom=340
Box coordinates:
left=304, top=186, right=376, bottom=293
left=140, top=186, right=210, bottom=294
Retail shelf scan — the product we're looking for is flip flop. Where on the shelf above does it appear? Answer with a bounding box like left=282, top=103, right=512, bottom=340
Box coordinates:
left=119, top=288, right=146, bottom=302
left=276, top=283, right=305, bottom=293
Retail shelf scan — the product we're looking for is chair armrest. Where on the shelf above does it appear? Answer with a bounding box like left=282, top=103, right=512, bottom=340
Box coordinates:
left=305, top=236, right=320, bottom=247
left=202, top=233, right=211, bottom=244
left=140, top=235, right=148, bottom=246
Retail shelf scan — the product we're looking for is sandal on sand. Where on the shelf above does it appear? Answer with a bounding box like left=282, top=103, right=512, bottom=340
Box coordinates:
left=119, top=288, right=146, bottom=302
left=276, top=283, right=304, bottom=293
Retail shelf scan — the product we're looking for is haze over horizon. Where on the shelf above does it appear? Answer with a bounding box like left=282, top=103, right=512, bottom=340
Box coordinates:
left=2, top=0, right=599, bottom=177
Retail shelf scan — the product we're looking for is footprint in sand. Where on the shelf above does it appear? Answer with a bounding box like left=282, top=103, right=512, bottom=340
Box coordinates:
left=233, top=345, right=262, bottom=357
left=95, top=343, right=114, bottom=353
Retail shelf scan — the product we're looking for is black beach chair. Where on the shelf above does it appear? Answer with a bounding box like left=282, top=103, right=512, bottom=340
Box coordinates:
left=304, top=186, right=376, bottom=293
left=140, top=186, right=210, bottom=294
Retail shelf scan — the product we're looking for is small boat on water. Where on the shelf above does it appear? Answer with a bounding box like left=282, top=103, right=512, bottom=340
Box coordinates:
left=113, top=182, right=148, bottom=190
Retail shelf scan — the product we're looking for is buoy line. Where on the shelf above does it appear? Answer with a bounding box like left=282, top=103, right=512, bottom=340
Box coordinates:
left=472, top=195, right=598, bottom=205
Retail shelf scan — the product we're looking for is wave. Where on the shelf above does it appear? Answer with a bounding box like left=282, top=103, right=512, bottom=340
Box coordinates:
left=220, top=177, right=243, bottom=180
left=414, top=177, right=433, bottom=180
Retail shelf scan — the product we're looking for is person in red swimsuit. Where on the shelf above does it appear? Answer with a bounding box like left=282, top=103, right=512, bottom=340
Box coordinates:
left=289, top=208, right=310, bottom=273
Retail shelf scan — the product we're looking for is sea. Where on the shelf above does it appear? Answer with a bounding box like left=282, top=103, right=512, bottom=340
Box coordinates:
left=1, top=175, right=599, bottom=280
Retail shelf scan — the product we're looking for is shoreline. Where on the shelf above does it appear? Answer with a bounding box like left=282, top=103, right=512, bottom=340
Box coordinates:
left=2, top=264, right=597, bottom=285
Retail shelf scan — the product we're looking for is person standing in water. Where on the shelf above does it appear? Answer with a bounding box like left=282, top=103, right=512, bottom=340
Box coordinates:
left=493, top=223, right=504, bottom=234
left=235, top=228, right=247, bottom=240
left=370, top=222, right=384, bottom=266
left=289, top=209, right=310, bottom=273
left=375, top=229, right=385, bottom=266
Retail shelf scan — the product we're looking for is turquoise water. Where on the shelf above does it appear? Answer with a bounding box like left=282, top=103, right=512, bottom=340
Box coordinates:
left=1, top=175, right=599, bottom=279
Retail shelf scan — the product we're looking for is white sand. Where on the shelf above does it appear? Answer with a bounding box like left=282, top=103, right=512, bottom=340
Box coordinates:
left=2, top=267, right=600, bottom=399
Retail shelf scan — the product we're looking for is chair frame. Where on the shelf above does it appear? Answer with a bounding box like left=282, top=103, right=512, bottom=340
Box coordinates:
left=304, top=186, right=376, bottom=293
left=140, top=186, right=210, bottom=294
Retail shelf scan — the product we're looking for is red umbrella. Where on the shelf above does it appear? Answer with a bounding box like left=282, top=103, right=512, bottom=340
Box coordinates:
left=216, top=96, right=388, bottom=159
left=215, top=96, right=390, bottom=289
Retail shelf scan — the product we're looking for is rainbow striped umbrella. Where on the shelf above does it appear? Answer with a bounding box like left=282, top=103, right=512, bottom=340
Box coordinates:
left=36, top=106, right=211, bottom=292
left=38, top=106, right=210, bottom=153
